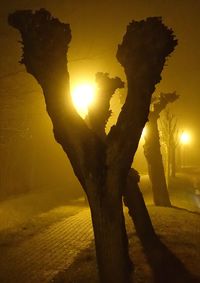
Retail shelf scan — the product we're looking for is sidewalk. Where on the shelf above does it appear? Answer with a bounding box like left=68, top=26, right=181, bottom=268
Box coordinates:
left=0, top=190, right=84, bottom=232
left=0, top=174, right=199, bottom=283
left=0, top=208, right=93, bottom=283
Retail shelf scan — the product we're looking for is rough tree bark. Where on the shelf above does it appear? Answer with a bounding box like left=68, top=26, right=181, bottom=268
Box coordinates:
left=89, top=74, right=158, bottom=256
left=8, top=10, right=177, bottom=283
left=143, top=92, right=179, bottom=206
left=124, top=169, right=158, bottom=249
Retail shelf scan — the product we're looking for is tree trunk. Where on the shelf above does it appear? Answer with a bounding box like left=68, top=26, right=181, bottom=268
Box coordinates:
left=148, top=161, right=171, bottom=206
left=144, top=119, right=171, bottom=207
left=87, top=179, right=132, bottom=283
left=124, top=169, right=158, bottom=250
left=171, top=143, right=176, bottom=178
left=8, top=11, right=178, bottom=283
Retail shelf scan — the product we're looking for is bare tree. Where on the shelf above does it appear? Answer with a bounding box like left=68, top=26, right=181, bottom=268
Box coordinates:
left=8, top=9, right=177, bottom=283
left=159, top=109, right=180, bottom=180
left=143, top=92, right=178, bottom=206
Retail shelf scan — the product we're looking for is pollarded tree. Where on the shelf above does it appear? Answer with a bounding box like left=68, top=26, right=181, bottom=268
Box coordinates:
left=143, top=92, right=179, bottom=206
left=8, top=9, right=177, bottom=283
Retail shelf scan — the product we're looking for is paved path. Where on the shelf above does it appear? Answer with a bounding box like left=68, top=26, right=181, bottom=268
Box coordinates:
left=0, top=209, right=93, bottom=283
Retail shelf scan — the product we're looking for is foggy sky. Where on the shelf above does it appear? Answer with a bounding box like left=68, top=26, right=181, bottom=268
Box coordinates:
left=1, top=0, right=200, bottom=164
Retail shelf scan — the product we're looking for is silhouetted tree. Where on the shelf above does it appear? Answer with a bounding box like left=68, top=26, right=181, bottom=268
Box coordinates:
left=8, top=9, right=177, bottom=283
left=143, top=92, right=178, bottom=206
left=88, top=73, right=158, bottom=259
left=160, top=109, right=180, bottom=179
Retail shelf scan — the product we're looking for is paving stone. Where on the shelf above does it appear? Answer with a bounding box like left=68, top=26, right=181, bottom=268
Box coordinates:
left=0, top=209, right=93, bottom=283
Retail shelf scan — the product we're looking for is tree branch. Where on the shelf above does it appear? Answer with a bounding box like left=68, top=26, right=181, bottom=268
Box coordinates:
left=107, top=17, right=177, bottom=177
left=152, top=91, right=179, bottom=118
left=8, top=9, right=105, bottom=188
left=87, top=72, right=124, bottom=140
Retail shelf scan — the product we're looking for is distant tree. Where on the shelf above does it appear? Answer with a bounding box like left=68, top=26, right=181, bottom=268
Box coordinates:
left=159, top=109, right=180, bottom=180
left=9, top=9, right=177, bottom=283
left=143, top=92, right=179, bottom=206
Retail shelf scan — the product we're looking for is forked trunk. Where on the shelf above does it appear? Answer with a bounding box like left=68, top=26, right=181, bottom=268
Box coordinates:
left=87, top=181, right=132, bottom=283
left=8, top=10, right=178, bottom=283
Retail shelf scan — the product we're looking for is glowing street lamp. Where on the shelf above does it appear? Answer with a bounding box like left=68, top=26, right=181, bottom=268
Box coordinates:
left=71, top=83, right=97, bottom=118
left=180, top=131, right=191, bottom=145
